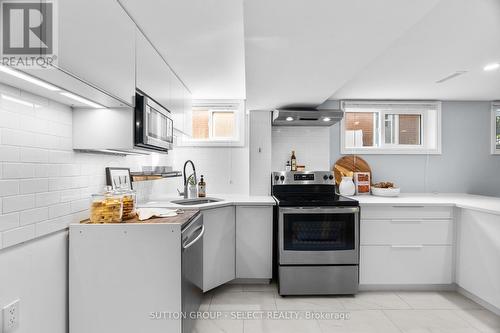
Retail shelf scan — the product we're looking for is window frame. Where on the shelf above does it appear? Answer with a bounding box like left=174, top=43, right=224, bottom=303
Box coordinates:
left=340, top=101, right=442, bottom=155
left=177, top=99, right=245, bottom=147
left=382, top=110, right=425, bottom=148
left=491, top=102, right=500, bottom=155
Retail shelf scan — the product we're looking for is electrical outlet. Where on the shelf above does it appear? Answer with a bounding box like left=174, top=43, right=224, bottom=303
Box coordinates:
left=2, top=299, right=19, bottom=332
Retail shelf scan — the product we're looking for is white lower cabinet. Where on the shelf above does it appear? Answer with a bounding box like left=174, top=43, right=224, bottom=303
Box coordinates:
left=236, top=206, right=273, bottom=279
left=202, top=206, right=236, bottom=292
left=360, top=245, right=453, bottom=285
left=457, top=209, right=500, bottom=310
left=360, top=205, right=454, bottom=286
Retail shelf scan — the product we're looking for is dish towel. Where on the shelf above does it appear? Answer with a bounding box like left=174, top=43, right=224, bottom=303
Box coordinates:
left=136, top=208, right=178, bottom=221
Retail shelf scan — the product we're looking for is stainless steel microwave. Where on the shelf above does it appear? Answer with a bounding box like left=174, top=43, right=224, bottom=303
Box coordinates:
left=134, top=90, right=173, bottom=152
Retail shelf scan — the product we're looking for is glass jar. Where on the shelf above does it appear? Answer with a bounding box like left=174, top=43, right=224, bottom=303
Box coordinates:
left=89, top=186, right=123, bottom=223
left=119, top=188, right=137, bottom=220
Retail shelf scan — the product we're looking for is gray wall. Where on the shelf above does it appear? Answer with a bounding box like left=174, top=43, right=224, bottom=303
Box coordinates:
left=329, top=101, right=500, bottom=196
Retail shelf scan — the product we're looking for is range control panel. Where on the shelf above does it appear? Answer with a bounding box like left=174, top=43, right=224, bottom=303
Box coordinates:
left=272, top=171, right=335, bottom=185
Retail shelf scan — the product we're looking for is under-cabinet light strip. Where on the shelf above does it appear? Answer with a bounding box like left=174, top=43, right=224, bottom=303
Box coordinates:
left=60, top=91, right=105, bottom=108
left=0, top=65, right=61, bottom=91
left=1, top=94, right=41, bottom=108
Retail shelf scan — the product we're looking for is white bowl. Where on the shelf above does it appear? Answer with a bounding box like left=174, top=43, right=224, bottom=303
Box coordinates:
left=371, top=187, right=400, bottom=197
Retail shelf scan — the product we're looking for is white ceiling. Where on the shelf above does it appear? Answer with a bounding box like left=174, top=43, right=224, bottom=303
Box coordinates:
left=243, top=0, right=442, bottom=110
left=331, top=0, right=500, bottom=101
left=120, top=0, right=500, bottom=109
left=119, top=0, right=246, bottom=100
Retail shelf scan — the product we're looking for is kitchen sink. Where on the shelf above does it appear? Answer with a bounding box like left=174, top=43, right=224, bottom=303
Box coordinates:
left=171, top=197, right=223, bottom=205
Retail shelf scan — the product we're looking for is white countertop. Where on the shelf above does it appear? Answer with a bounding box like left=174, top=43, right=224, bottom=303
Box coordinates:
left=139, top=194, right=276, bottom=210
left=350, top=193, right=500, bottom=216
left=138, top=192, right=500, bottom=215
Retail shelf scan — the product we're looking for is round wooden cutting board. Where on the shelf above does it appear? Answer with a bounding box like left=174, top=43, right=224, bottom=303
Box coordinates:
left=333, top=155, right=372, bottom=185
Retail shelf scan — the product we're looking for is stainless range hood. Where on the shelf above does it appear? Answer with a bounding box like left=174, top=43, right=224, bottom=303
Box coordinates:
left=272, top=108, right=343, bottom=126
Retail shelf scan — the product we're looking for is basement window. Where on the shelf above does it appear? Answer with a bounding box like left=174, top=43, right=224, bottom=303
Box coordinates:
left=340, top=101, right=441, bottom=154
left=178, top=100, right=245, bottom=147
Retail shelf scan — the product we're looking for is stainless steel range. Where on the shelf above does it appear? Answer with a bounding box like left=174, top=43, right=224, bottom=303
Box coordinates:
left=272, top=171, right=360, bottom=295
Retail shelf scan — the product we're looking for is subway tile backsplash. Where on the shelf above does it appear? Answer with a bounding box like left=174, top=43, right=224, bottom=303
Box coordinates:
left=272, top=126, right=330, bottom=171
left=0, top=83, right=158, bottom=250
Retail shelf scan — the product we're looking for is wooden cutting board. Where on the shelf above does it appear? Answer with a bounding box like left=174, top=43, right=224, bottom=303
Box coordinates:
left=333, top=155, right=371, bottom=185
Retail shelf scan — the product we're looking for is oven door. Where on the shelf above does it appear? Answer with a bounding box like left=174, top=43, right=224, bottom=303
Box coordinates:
left=279, top=206, right=359, bottom=265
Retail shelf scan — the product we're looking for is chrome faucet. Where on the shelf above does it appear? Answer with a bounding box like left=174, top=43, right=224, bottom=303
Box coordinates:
left=179, top=160, right=197, bottom=198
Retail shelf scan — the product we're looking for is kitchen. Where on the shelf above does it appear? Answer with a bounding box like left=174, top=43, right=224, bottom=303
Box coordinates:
left=1, top=1, right=500, bottom=333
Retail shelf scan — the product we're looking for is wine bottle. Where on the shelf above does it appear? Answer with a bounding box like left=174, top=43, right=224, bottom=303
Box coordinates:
left=198, top=175, right=206, bottom=198
left=291, top=150, right=297, bottom=171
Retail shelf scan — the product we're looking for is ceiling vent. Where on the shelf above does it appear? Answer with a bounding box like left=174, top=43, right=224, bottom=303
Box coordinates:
left=436, top=70, right=468, bottom=83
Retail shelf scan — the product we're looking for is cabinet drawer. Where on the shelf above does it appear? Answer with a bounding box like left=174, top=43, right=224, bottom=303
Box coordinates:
left=361, top=219, right=453, bottom=245
left=360, top=245, right=453, bottom=285
left=361, top=206, right=453, bottom=220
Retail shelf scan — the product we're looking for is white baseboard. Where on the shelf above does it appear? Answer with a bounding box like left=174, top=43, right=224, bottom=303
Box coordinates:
left=359, top=284, right=456, bottom=292
left=457, top=286, right=500, bottom=316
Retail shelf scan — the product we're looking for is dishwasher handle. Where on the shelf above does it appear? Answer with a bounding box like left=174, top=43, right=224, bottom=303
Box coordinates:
left=183, top=225, right=204, bottom=249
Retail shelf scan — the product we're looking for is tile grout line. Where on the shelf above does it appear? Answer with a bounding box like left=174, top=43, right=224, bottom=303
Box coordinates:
left=394, top=292, right=414, bottom=309
left=380, top=309, right=405, bottom=333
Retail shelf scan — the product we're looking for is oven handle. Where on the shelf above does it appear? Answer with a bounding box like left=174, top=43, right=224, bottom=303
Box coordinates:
left=279, top=207, right=359, bottom=214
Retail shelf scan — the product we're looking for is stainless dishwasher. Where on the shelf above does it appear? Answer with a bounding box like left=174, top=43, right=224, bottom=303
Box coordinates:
left=181, top=213, right=204, bottom=333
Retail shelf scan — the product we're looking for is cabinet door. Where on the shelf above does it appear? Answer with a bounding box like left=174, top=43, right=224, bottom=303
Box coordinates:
left=172, top=85, right=192, bottom=136
left=170, top=74, right=184, bottom=114
left=249, top=111, right=272, bottom=195
left=58, top=0, right=135, bottom=105
left=457, top=209, right=500, bottom=309
left=170, top=76, right=183, bottom=133
left=170, top=74, right=188, bottom=134
left=182, top=88, right=193, bottom=136
left=202, top=206, right=235, bottom=291
left=236, top=206, right=273, bottom=279
left=136, top=29, right=171, bottom=108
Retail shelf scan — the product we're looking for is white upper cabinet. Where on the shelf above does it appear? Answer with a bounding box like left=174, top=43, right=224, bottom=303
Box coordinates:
left=170, top=74, right=192, bottom=136
left=136, top=28, right=192, bottom=136
left=135, top=29, right=171, bottom=107
left=57, top=0, right=136, bottom=105
left=182, top=89, right=193, bottom=137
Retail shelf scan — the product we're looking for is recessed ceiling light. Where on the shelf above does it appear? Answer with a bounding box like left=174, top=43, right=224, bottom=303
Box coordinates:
left=60, top=91, right=105, bottom=108
left=323, top=117, right=331, bottom=122
left=0, top=65, right=60, bottom=91
left=1, top=94, right=40, bottom=108
left=286, top=116, right=294, bottom=121
left=483, top=63, right=500, bottom=71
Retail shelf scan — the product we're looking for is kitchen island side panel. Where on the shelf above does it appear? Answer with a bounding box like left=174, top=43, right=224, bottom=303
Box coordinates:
left=69, top=223, right=182, bottom=333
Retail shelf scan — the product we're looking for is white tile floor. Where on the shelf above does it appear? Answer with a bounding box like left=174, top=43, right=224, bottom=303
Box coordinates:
left=194, top=283, right=500, bottom=333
